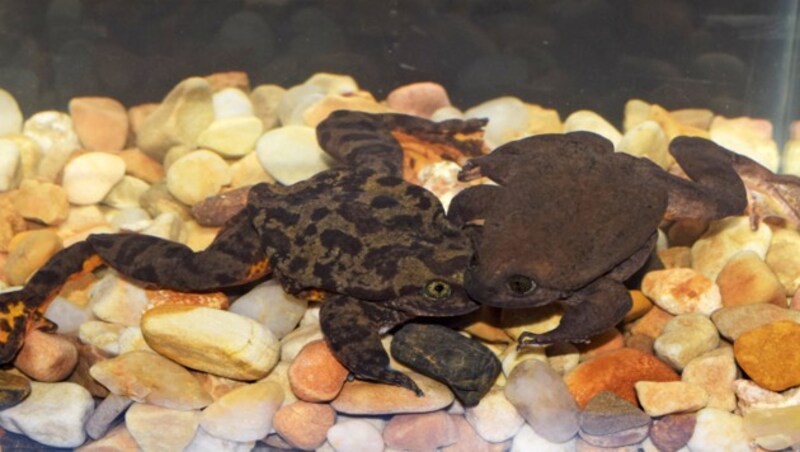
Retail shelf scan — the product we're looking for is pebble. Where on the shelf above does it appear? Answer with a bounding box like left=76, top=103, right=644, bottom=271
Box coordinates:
left=141, top=211, right=185, bottom=241
left=127, top=103, right=158, bottom=137
left=657, top=246, right=692, bottom=269
left=501, top=303, right=564, bottom=340
left=682, top=346, right=737, bottom=412
left=686, top=408, right=752, bottom=452
left=304, top=73, right=359, bottom=95
left=197, top=116, right=263, bottom=158
left=383, top=410, right=458, bottom=451
left=716, top=250, right=787, bottom=307
left=144, top=288, right=229, bottom=311
left=280, top=324, right=325, bottom=362
left=623, top=290, right=653, bottom=323
left=205, top=72, right=250, bottom=92
left=0, top=381, right=94, bottom=448
left=62, top=152, right=127, bottom=205
left=85, top=394, right=133, bottom=440
left=250, top=84, right=285, bottom=131
left=733, top=320, right=800, bottom=391
left=229, top=279, right=308, bottom=339
left=653, top=313, right=719, bottom=371
left=464, top=96, right=531, bottom=148
left=118, top=148, right=165, bottom=184
left=526, top=104, right=563, bottom=135
left=13, top=329, right=78, bottom=382
left=302, top=92, right=387, bottom=127
left=563, top=110, right=623, bottom=147
left=579, top=391, right=650, bottom=448
left=22, top=110, right=80, bottom=181
left=212, top=87, right=254, bottom=119
left=766, top=227, right=800, bottom=295
left=166, top=149, right=232, bottom=206
left=331, top=371, right=453, bottom=415
left=710, top=116, right=780, bottom=172
left=390, top=323, right=501, bottom=406
left=107, top=206, right=151, bottom=232
left=184, top=426, right=255, bottom=452
left=89, top=350, right=213, bottom=410
left=5, top=229, right=63, bottom=285
left=691, top=216, right=772, bottom=282
left=78, top=320, right=126, bottom=355
left=200, top=381, right=284, bottom=442
left=136, top=77, right=215, bottom=161
left=102, top=175, right=150, bottom=209
left=629, top=305, right=674, bottom=339
left=256, top=125, right=334, bottom=185
left=0, top=371, right=31, bottom=409
left=649, top=413, right=696, bottom=452
left=634, top=381, right=708, bottom=416
left=0, top=139, right=21, bottom=191
left=273, top=400, right=336, bottom=449
left=13, top=179, right=70, bottom=225
left=576, top=328, right=625, bottom=360
left=546, top=342, right=581, bottom=375
left=230, top=151, right=276, bottom=187
left=742, top=404, right=800, bottom=451
left=190, top=185, right=250, bottom=227
left=141, top=305, right=280, bottom=380
left=326, top=419, right=384, bottom=452
left=564, top=348, right=679, bottom=408
left=68, top=97, right=129, bottom=151
left=711, top=302, right=800, bottom=340
left=616, top=120, right=670, bottom=168
left=288, top=339, right=349, bottom=402
left=511, top=424, right=576, bottom=451
left=640, top=267, right=722, bottom=315
left=277, top=83, right=326, bottom=126
left=385, top=82, right=451, bottom=118
left=68, top=343, right=111, bottom=398
left=0, top=88, right=23, bottom=135
left=505, top=359, right=579, bottom=443
left=125, top=402, right=201, bottom=451
left=193, top=374, right=247, bottom=401
left=78, top=424, right=139, bottom=451
left=464, top=387, right=524, bottom=443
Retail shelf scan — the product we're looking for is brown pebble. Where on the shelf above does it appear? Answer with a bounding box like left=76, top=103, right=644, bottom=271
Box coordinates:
left=629, top=305, right=673, bottom=339
left=650, top=413, right=696, bottom=452
left=118, top=148, right=165, bottom=184
left=272, top=401, right=336, bottom=450
left=383, top=410, right=458, bottom=451
left=68, top=97, right=129, bottom=151
left=5, top=229, right=63, bottom=285
left=288, top=340, right=349, bottom=402
left=624, top=334, right=654, bottom=355
left=577, top=328, right=625, bottom=360
left=190, top=185, right=251, bottom=227
left=205, top=71, right=250, bottom=92
left=442, top=414, right=508, bottom=452
left=386, top=82, right=452, bottom=118
left=14, top=330, right=78, bottom=382
left=733, top=320, right=800, bottom=391
left=657, top=246, right=692, bottom=269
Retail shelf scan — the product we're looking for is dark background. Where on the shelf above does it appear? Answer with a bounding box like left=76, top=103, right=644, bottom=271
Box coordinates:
left=0, top=0, right=797, bottom=139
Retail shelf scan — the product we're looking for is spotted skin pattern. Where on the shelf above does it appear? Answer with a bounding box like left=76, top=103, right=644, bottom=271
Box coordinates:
left=0, top=111, right=486, bottom=394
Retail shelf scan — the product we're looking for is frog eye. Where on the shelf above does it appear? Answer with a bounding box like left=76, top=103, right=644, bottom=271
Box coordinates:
left=423, top=280, right=452, bottom=299
left=507, top=275, right=535, bottom=295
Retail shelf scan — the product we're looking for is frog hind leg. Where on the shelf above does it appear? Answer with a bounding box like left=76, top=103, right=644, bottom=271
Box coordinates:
left=88, top=206, right=271, bottom=292
left=662, top=136, right=748, bottom=220
left=319, top=295, right=422, bottom=395
left=518, top=277, right=631, bottom=347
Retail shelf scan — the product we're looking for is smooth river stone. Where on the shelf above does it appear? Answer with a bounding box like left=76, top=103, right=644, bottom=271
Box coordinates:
left=743, top=404, right=800, bottom=451
left=326, top=419, right=384, bottom=452
left=125, top=403, right=201, bottom=452
left=505, top=359, right=579, bottom=443
left=634, top=381, right=708, bottom=416
left=62, top=152, right=127, bottom=205
left=0, top=370, right=31, bottom=409
left=686, top=408, right=752, bottom=452
left=653, top=313, right=720, bottom=371
left=0, top=139, right=21, bottom=191
left=200, top=381, right=284, bottom=442
left=716, top=250, right=787, bottom=307
left=22, top=110, right=80, bottom=181
left=383, top=411, right=458, bottom=451
left=733, top=320, right=800, bottom=391
left=288, top=339, right=349, bottom=403
left=766, top=227, right=800, bottom=295
left=211, top=87, right=254, bottom=119
left=691, top=216, right=772, bottom=282
left=89, top=351, right=213, bottom=410
left=255, top=125, right=334, bottom=185
left=141, top=305, right=280, bottom=380
left=68, top=96, right=129, bottom=151
left=229, top=279, right=308, bottom=339
left=272, top=400, right=336, bottom=450
left=13, top=329, right=78, bottom=382
left=13, top=179, right=69, bottom=225
left=563, top=110, right=623, bottom=147
left=331, top=372, right=453, bottom=415
left=390, top=323, right=501, bottom=406
left=641, top=268, right=722, bottom=316
left=0, top=88, right=23, bottom=135
left=464, top=387, right=524, bottom=443
left=681, top=346, right=738, bottom=412
left=196, top=116, right=263, bottom=157
left=711, top=303, right=800, bottom=341
left=166, top=149, right=232, bottom=206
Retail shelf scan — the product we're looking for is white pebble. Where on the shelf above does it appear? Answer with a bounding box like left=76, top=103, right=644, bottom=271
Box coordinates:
left=184, top=426, right=255, bottom=452
left=326, top=419, right=384, bottom=452
left=0, top=88, right=23, bottom=135
left=103, top=175, right=150, bottom=209
left=563, top=110, right=623, bottom=147
left=109, top=207, right=153, bottom=232
left=256, top=125, right=333, bottom=185
left=464, top=387, right=524, bottom=442
left=230, top=279, right=308, bottom=339
left=0, top=138, right=21, bottom=191
left=277, top=84, right=326, bottom=126
left=511, top=424, right=575, bottom=452
left=212, top=87, right=254, bottom=119
left=23, top=111, right=80, bottom=181
left=166, top=149, right=231, bottom=205
left=197, top=116, right=263, bottom=157
left=44, top=296, right=93, bottom=335
left=62, top=152, right=126, bottom=205
left=465, top=96, right=530, bottom=148
left=125, top=402, right=201, bottom=452
left=141, top=211, right=186, bottom=242
left=687, top=408, right=752, bottom=452
left=78, top=320, right=126, bottom=355
left=90, top=272, right=150, bottom=327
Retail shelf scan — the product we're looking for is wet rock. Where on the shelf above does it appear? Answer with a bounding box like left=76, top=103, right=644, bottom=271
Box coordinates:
left=256, top=125, right=333, bottom=185
left=68, top=97, right=129, bottom=151
left=200, top=381, right=283, bottom=442
left=0, top=371, right=30, bottom=409
left=288, top=339, right=348, bottom=402
left=142, top=305, right=279, bottom=380
left=733, top=320, right=800, bottom=391
left=326, top=419, right=384, bottom=452
left=125, top=402, right=201, bottom=451
left=635, top=381, right=708, bottom=416
left=331, top=372, right=453, bottom=415
left=390, top=323, right=501, bottom=406
left=711, top=302, right=800, bottom=341
left=118, top=148, right=164, bottom=184
left=383, top=410, right=458, bottom=451
left=85, top=393, right=133, bottom=440
left=22, top=110, right=80, bottom=181
left=653, top=313, right=719, bottom=371
left=89, top=350, right=213, bottom=410
left=386, top=82, right=451, bottom=118
left=14, top=329, right=78, bottom=382
left=682, top=346, right=738, bottom=411
left=579, top=391, right=650, bottom=440
left=464, top=386, right=524, bottom=442
left=766, top=227, right=800, bottom=295
left=716, top=250, right=786, bottom=307
left=649, top=413, right=696, bottom=452
left=563, top=110, right=622, bottom=147
left=13, top=179, right=69, bottom=225
left=229, top=279, right=308, bottom=339
left=641, top=268, right=722, bottom=315
left=166, top=149, right=232, bottom=206
left=742, top=404, right=800, bottom=451
left=0, top=381, right=94, bottom=448
left=686, top=408, right=751, bottom=452
left=505, top=359, right=579, bottom=443
left=564, top=348, right=679, bottom=408
left=5, top=229, right=63, bottom=285
left=691, top=216, right=772, bottom=281
left=273, top=400, right=336, bottom=450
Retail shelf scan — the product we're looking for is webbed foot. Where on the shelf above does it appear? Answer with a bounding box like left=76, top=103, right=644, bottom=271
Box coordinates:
left=319, top=295, right=422, bottom=395
left=518, top=278, right=631, bottom=347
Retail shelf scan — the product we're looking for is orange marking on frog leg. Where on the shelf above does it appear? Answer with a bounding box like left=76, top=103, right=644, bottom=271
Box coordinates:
left=298, top=289, right=328, bottom=302
left=244, top=258, right=272, bottom=281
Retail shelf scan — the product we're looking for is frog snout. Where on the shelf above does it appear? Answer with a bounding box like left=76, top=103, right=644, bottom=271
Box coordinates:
left=464, top=267, right=538, bottom=303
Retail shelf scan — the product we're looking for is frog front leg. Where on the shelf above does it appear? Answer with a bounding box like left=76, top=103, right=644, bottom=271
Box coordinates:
left=319, top=295, right=421, bottom=395
left=447, top=184, right=503, bottom=226
left=517, top=277, right=631, bottom=346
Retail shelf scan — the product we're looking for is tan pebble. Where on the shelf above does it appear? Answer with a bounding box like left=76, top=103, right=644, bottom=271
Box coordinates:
left=102, top=175, right=150, bottom=209
left=501, top=303, right=563, bottom=340
left=443, top=414, right=508, bottom=452
left=563, top=110, right=622, bottom=146
left=200, top=381, right=284, bottom=442
left=250, top=84, right=285, bottom=131
left=183, top=220, right=219, bottom=252
left=127, top=103, right=158, bottom=137
left=67, top=342, right=111, bottom=398
left=617, top=119, right=670, bottom=168
left=62, top=152, right=127, bottom=205
left=647, top=104, right=709, bottom=141
left=68, top=97, right=129, bottom=151
left=629, top=305, right=674, bottom=339
left=383, top=410, right=458, bottom=451
left=280, top=324, right=324, bottom=362
left=641, top=267, right=722, bottom=315
left=13, top=180, right=70, bottom=225
left=303, top=92, right=387, bottom=128
left=667, top=218, right=709, bottom=247
left=623, top=99, right=651, bottom=132
left=691, top=216, right=772, bottom=281
left=166, top=150, right=231, bottom=206
left=118, top=148, right=164, bottom=184
left=5, top=134, right=42, bottom=182
left=710, top=116, right=779, bottom=172
left=386, top=82, right=451, bottom=118
left=711, top=303, right=800, bottom=343
left=459, top=306, right=513, bottom=344
left=205, top=71, right=250, bottom=92
left=526, top=104, right=562, bottom=135
left=332, top=372, right=454, bottom=415
left=0, top=139, right=21, bottom=192
left=624, top=334, right=655, bottom=355
left=326, top=419, right=384, bottom=452
left=657, top=246, right=692, bottom=269
left=193, top=373, right=248, bottom=401
left=653, top=313, right=719, bottom=371
left=144, top=288, right=229, bottom=311
left=742, top=403, right=800, bottom=450
left=22, top=111, right=80, bottom=181
left=0, top=197, right=26, bottom=252
left=136, top=78, right=215, bottom=161
left=635, top=381, right=708, bottom=416
left=686, top=408, right=751, bottom=451
left=125, top=403, right=200, bottom=452
left=55, top=205, right=108, bottom=242
left=672, top=108, right=714, bottom=130
left=733, top=320, right=800, bottom=391
left=229, top=152, right=276, bottom=188
left=682, top=346, right=737, bottom=411
left=273, top=401, right=336, bottom=450
left=197, top=117, right=263, bottom=158
left=766, top=227, right=800, bottom=295
left=0, top=89, right=23, bottom=135
left=5, top=229, right=62, bottom=285
left=90, top=273, right=149, bottom=326
left=717, top=250, right=786, bottom=307
left=76, top=424, right=139, bottom=451
left=14, top=330, right=78, bottom=382
left=288, top=340, right=348, bottom=402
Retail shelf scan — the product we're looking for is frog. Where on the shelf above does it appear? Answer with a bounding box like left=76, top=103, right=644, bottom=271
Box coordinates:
left=447, top=132, right=747, bottom=347
left=0, top=110, right=488, bottom=395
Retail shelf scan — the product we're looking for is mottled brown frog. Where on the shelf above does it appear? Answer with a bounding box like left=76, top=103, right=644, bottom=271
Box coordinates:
left=448, top=132, right=747, bottom=346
